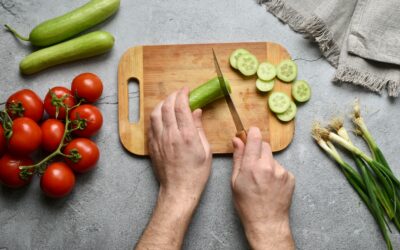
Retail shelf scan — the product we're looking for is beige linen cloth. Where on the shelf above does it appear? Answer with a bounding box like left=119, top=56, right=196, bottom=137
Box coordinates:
left=258, top=0, right=400, bottom=97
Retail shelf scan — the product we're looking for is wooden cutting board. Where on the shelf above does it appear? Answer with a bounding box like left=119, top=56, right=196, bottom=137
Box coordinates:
left=118, top=42, right=295, bottom=156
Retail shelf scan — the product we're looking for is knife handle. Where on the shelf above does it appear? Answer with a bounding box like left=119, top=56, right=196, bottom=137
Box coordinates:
left=236, top=130, right=247, bottom=144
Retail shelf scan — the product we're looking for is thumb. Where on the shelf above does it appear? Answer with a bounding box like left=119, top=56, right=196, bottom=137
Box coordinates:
left=232, top=137, right=244, bottom=187
left=192, top=109, right=210, bottom=153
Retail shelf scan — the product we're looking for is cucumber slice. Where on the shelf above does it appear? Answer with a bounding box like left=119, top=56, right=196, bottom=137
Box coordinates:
left=292, top=80, right=311, bottom=103
left=276, top=101, right=297, bottom=122
left=257, top=62, right=276, bottom=81
left=276, top=59, right=297, bottom=82
left=268, top=92, right=290, bottom=114
left=229, top=49, right=250, bottom=69
left=256, top=78, right=275, bottom=93
left=237, top=53, right=259, bottom=76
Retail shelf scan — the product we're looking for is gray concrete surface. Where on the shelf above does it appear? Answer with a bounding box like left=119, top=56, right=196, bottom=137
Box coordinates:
left=1, top=0, right=400, bottom=249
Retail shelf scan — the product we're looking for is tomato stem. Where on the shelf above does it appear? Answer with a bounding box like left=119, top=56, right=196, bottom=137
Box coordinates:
left=6, top=102, right=25, bottom=118
left=0, top=110, right=14, bottom=141
left=18, top=102, right=82, bottom=176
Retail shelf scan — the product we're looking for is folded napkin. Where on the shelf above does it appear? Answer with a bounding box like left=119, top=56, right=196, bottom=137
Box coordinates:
left=258, top=0, right=400, bottom=97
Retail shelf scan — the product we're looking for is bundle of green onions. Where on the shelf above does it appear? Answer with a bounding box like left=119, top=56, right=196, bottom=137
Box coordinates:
left=312, top=101, right=400, bottom=250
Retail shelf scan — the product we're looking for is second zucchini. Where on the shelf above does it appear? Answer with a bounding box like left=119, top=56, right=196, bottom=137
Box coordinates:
left=20, top=31, right=115, bottom=75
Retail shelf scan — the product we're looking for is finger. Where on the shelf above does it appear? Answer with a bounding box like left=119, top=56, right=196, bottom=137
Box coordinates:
left=260, top=141, right=275, bottom=169
left=161, top=91, right=179, bottom=130
left=147, top=129, right=159, bottom=159
left=175, top=87, right=195, bottom=130
left=232, top=137, right=245, bottom=185
left=243, top=127, right=263, bottom=163
left=150, top=102, right=163, bottom=139
left=192, top=109, right=210, bottom=152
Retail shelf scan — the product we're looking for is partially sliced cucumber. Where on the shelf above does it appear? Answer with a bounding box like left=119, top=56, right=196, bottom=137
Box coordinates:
left=276, top=101, right=297, bottom=122
left=268, top=92, right=290, bottom=114
left=237, top=53, right=259, bottom=76
left=229, top=48, right=250, bottom=69
left=257, top=62, right=276, bottom=81
left=256, top=78, right=275, bottom=93
left=189, top=76, right=231, bottom=111
left=292, top=80, right=311, bottom=103
left=276, top=59, right=297, bottom=82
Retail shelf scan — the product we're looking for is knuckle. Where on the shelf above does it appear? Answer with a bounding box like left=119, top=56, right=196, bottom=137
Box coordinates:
left=181, top=129, right=195, bottom=142
left=150, top=111, right=159, bottom=123
left=261, top=165, right=274, bottom=176
left=275, top=169, right=288, bottom=180
left=174, top=104, right=185, bottom=114
left=161, top=102, right=172, bottom=114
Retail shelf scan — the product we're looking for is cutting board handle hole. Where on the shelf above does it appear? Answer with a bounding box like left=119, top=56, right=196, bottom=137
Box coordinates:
left=128, top=77, right=140, bottom=123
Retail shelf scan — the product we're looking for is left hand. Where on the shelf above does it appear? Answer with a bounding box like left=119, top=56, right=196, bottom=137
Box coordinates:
left=148, top=87, right=212, bottom=204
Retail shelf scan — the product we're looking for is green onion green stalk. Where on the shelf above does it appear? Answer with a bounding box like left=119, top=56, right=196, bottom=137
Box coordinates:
left=312, top=102, right=400, bottom=250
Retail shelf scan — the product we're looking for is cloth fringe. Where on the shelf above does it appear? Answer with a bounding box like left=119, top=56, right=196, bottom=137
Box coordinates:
left=257, top=0, right=340, bottom=67
left=258, top=0, right=400, bottom=97
left=333, top=66, right=400, bottom=97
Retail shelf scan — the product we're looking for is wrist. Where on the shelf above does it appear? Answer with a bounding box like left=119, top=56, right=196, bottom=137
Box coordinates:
left=157, top=187, right=200, bottom=216
left=244, top=217, right=294, bottom=250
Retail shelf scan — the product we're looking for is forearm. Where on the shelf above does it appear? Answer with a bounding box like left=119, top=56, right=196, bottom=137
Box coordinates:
left=135, top=189, right=199, bottom=250
left=244, top=219, right=295, bottom=250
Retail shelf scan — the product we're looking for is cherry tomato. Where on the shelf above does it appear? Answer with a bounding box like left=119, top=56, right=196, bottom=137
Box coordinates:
left=44, top=87, right=76, bottom=120
left=41, top=162, right=75, bottom=198
left=41, top=119, right=65, bottom=152
left=6, top=89, right=44, bottom=122
left=8, top=117, right=42, bottom=155
left=70, top=104, right=103, bottom=137
left=0, top=154, right=33, bottom=188
left=64, top=138, right=99, bottom=173
left=0, top=125, right=6, bottom=157
left=71, top=73, right=103, bottom=103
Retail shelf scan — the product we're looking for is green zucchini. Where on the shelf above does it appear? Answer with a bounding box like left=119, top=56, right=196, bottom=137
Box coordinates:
left=5, top=0, right=120, bottom=47
left=189, top=77, right=231, bottom=111
left=20, top=31, right=114, bottom=75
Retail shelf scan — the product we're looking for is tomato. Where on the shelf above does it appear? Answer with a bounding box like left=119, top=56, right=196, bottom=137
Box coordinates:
left=6, top=89, right=44, bottom=122
left=8, top=117, right=42, bottom=155
left=71, top=73, right=103, bottom=103
left=70, top=104, right=103, bottom=137
left=64, top=138, right=99, bottom=173
left=0, top=154, right=33, bottom=188
left=0, top=125, right=6, bottom=157
left=41, top=119, right=65, bottom=152
left=41, top=162, right=75, bottom=198
left=44, top=87, right=76, bottom=120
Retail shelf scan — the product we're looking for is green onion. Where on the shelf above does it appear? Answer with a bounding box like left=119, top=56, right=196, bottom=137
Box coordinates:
left=312, top=117, right=398, bottom=250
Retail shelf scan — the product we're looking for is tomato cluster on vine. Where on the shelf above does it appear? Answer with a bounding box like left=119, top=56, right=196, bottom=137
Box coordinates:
left=0, top=73, right=103, bottom=198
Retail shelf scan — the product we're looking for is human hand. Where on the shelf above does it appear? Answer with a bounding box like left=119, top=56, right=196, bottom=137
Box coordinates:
left=148, top=87, right=212, bottom=205
left=231, top=127, right=295, bottom=250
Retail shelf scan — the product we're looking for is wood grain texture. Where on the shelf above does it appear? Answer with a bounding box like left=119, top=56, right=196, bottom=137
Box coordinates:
left=118, top=42, right=295, bottom=156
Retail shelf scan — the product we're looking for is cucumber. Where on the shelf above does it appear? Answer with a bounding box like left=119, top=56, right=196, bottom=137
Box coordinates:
left=229, top=49, right=250, bottom=69
left=5, top=0, right=120, bottom=47
left=189, top=77, right=231, bottom=111
left=20, top=31, right=114, bottom=75
left=237, top=54, right=259, bottom=76
left=268, top=92, right=290, bottom=114
left=257, top=62, right=276, bottom=81
left=276, top=101, right=297, bottom=122
left=256, top=79, right=275, bottom=93
left=276, top=59, right=297, bottom=82
left=292, top=80, right=311, bottom=103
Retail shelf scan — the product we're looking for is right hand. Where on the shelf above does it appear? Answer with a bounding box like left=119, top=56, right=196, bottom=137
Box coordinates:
left=231, top=127, right=295, bottom=250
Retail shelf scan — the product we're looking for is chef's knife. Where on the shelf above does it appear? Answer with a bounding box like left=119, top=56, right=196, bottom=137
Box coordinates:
left=212, top=49, right=247, bottom=143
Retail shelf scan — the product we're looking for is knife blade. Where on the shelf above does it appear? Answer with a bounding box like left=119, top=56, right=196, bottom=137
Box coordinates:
left=212, top=49, right=247, bottom=143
